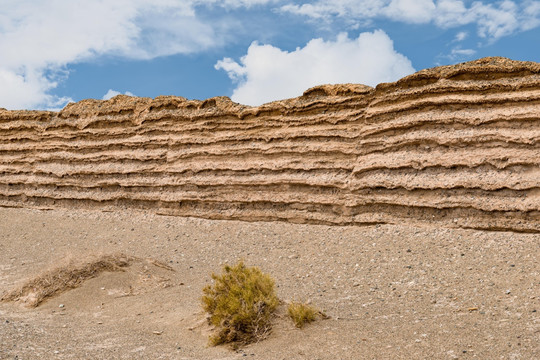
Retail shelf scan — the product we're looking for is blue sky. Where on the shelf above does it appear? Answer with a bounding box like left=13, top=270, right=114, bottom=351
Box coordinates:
left=1, top=0, right=539, bottom=110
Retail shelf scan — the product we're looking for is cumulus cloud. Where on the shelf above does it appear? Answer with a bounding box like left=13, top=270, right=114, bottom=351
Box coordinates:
left=0, top=0, right=267, bottom=110
left=281, top=0, right=540, bottom=40
left=0, top=69, right=54, bottom=110
left=215, top=31, right=415, bottom=106
left=102, top=89, right=136, bottom=100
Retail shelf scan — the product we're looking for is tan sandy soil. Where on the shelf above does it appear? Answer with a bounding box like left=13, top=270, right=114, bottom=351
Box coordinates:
left=0, top=207, right=539, bottom=359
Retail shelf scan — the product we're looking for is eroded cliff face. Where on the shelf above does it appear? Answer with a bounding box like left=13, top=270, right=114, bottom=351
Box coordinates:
left=1, top=57, right=539, bottom=232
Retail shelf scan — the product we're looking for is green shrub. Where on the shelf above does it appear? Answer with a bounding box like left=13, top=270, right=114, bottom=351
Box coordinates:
left=287, top=301, right=319, bottom=328
left=202, top=261, right=280, bottom=347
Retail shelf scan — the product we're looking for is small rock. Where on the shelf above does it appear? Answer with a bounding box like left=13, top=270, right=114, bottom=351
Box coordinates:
left=153, top=331, right=163, bottom=335
left=59, top=304, right=64, bottom=308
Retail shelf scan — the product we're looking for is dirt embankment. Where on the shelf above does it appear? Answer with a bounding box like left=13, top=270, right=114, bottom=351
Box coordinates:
left=1, top=57, right=540, bottom=232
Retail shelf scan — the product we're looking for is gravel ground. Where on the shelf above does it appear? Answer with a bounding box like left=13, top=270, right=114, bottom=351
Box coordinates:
left=0, top=207, right=539, bottom=359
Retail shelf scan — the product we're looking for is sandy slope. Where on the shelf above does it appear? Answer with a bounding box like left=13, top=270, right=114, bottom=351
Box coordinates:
left=0, top=207, right=538, bottom=359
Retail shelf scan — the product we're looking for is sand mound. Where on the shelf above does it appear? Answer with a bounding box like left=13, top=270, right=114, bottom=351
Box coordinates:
left=1, top=253, right=173, bottom=307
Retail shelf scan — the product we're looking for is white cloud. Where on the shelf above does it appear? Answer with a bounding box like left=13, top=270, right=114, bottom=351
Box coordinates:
left=451, top=48, right=477, bottom=57
left=281, top=0, right=540, bottom=40
left=437, top=46, right=477, bottom=63
left=102, top=89, right=136, bottom=100
left=433, top=0, right=539, bottom=38
left=0, top=68, right=54, bottom=110
left=197, top=0, right=277, bottom=7
left=0, top=0, right=263, bottom=110
left=454, top=31, right=468, bottom=42
left=280, top=0, right=386, bottom=20
left=433, top=0, right=476, bottom=27
left=215, top=58, right=248, bottom=82
left=215, top=30, right=415, bottom=106
left=470, top=0, right=520, bottom=39
left=522, top=0, right=540, bottom=29
left=383, top=0, right=436, bottom=24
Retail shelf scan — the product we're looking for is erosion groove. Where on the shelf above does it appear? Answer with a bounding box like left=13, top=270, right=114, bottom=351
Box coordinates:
left=1, top=57, right=539, bottom=232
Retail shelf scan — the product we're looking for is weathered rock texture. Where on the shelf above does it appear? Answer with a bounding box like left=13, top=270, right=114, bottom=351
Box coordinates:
left=1, top=57, right=539, bottom=232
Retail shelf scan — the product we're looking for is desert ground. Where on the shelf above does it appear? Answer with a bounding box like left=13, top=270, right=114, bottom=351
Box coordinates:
left=0, top=206, right=538, bottom=359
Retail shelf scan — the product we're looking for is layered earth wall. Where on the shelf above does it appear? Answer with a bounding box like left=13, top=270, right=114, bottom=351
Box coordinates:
left=1, top=57, right=539, bottom=232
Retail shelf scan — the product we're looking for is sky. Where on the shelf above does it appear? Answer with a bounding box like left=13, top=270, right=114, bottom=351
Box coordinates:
left=0, top=0, right=539, bottom=110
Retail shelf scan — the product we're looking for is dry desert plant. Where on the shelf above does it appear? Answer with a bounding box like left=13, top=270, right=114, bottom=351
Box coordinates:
left=287, top=301, right=320, bottom=328
left=201, top=261, right=279, bottom=347
left=1, top=253, right=133, bottom=307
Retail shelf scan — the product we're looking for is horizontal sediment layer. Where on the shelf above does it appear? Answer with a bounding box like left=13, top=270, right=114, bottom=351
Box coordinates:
left=1, top=57, right=540, bottom=232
